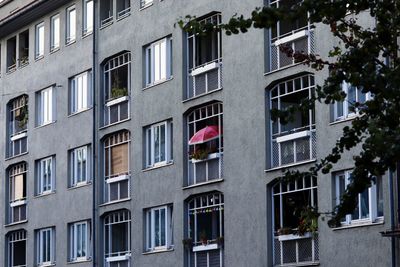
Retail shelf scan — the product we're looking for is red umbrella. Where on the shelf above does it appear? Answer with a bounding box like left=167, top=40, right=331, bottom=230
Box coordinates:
left=189, top=125, right=220, bottom=145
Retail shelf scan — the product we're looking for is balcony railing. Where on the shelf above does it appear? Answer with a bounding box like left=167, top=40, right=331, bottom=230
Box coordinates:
left=272, top=128, right=316, bottom=168
left=270, top=27, right=315, bottom=72
left=273, top=233, right=319, bottom=266
left=187, top=58, right=222, bottom=99
left=187, top=152, right=223, bottom=186
left=190, top=247, right=223, bottom=267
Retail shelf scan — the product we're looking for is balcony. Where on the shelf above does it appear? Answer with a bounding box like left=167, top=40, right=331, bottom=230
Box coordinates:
left=188, top=152, right=223, bottom=185
left=187, top=59, right=222, bottom=99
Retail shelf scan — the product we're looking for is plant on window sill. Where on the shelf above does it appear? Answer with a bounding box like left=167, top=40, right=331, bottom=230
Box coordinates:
left=111, top=87, right=128, bottom=99
left=297, top=206, right=319, bottom=236
left=16, top=107, right=28, bottom=129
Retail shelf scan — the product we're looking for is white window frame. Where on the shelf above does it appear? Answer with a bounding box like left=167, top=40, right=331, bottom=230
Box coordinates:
left=50, top=14, right=60, bottom=51
left=140, top=0, right=153, bottom=8
left=70, top=71, right=92, bottom=114
left=333, top=82, right=372, bottom=121
left=69, top=221, right=89, bottom=262
left=104, top=210, right=131, bottom=261
left=36, top=228, right=54, bottom=266
left=35, top=22, right=44, bottom=59
left=334, top=170, right=383, bottom=225
left=70, top=146, right=89, bottom=187
left=83, top=0, right=94, bottom=35
left=37, top=86, right=54, bottom=126
left=145, top=121, right=173, bottom=168
left=145, top=37, right=172, bottom=86
left=37, top=157, right=55, bottom=195
left=8, top=230, right=27, bottom=267
left=8, top=163, right=27, bottom=224
left=66, top=5, right=77, bottom=44
left=145, top=205, right=173, bottom=252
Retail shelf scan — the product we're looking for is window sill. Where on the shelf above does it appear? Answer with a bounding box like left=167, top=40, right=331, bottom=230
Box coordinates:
left=35, top=121, right=56, bottom=129
left=263, top=61, right=304, bottom=76
left=264, top=159, right=316, bottom=173
left=68, top=107, right=92, bottom=117
left=100, top=20, right=113, bottom=30
left=143, top=77, right=174, bottom=90
left=38, top=263, right=56, bottom=267
left=182, top=88, right=223, bottom=103
left=140, top=2, right=153, bottom=11
left=182, top=179, right=224, bottom=190
left=142, top=161, right=174, bottom=172
left=18, top=62, right=29, bottom=69
left=35, top=55, right=44, bottom=62
left=116, top=12, right=131, bottom=21
left=50, top=47, right=60, bottom=54
left=6, top=68, right=17, bottom=74
left=329, top=115, right=357, bottom=126
left=66, top=40, right=76, bottom=47
left=5, top=152, right=29, bottom=161
left=99, top=118, right=131, bottom=130
left=34, top=191, right=56, bottom=199
left=82, top=31, right=93, bottom=39
left=142, top=248, right=174, bottom=255
left=67, top=258, right=92, bottom=264
left=332, top=218, right=384, bottom=231
left=4, top=219, right=28, bottom=227
left=99, top=198, right=131, bottom=207
left=68, top=181, right=92, bottom=190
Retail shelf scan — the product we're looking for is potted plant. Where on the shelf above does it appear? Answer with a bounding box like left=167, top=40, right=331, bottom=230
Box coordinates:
left=111, top=87, right=128, bottom=99
left=182, top=238, right=193, bottom=250
left=15, top=101, right=28, bottom=129
left=189, top=148, right=209, bottom=161
left=297, top=206, right=319, bottom=236
left=199, top=230, right=208, bottom=245
left=277, top=227, right=294, bottom=236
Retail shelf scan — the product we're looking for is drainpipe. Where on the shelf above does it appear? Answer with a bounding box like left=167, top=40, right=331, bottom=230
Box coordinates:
left=389, top=169, right=396, bottom=267
left=92, top=0, right=97, bottom=266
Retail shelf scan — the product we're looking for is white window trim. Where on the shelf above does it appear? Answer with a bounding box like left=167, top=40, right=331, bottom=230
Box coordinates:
left=334, top=170, right=382, bottom=225
left=145, top=205, right=173, bottom=252
left=69, top=221, right=89, bottom=261
left=66, top=5, right=77, bottom=44
left=50, top=14, right=60, bottom=51
left=37, top=228, right=54, bottom=266
left=37, top=86, right=55, bottom=126
left=37, top=157, right=55, bottom=195
left=145, top=37, right=172, bottom=87
left=70, top=71, right=92, bottom=114
left=35, top=22, right=45, bottom=59
left=71, top=146, right=90, bottom=187
left=104, top=210, right=131, bottom=260
left=140, top=0, right=153, bottom=9
left=8, top=230, right=27, bottom=267
left=83, top=0, right=94, bottom=35
left=145, top=121, right=172, bottom=168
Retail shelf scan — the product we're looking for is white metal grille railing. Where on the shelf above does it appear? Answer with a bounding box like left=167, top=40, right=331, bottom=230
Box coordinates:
left=188, top=59, right=223, bottom=99
left=273, top=234, right=319, bottom=266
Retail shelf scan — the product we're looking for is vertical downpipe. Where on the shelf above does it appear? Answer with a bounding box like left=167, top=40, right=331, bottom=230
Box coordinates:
left=389, top=169, right=396, bottom=267
left=92, top=0, right=97, bottom=266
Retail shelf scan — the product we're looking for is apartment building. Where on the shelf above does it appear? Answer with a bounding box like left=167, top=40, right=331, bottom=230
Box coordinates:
left=0, top=0, right=398, bottom=266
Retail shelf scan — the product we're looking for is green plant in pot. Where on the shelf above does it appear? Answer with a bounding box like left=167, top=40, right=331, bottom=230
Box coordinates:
left=190, top=148, right=209, bottom=160
left=110, top=73, right=128, bottom=99
left=15, top=102, right=28, bottom=129
left=199, top=230, right=208, bottom=245
left=297, top=206, right=319, bottom=236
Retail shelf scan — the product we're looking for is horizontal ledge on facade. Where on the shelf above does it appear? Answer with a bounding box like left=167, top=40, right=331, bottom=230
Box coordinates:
left=82, top=31, right=93, bottom=39
left=99, top=118, right=131, bottom=130
left=68, top=181, right=92, bottom=190
left=4, top=220, right=28, bottom=227
left=5, top=152, right=29, bottom=161
left=276, top=130, right=310, bottom=143
left=182, top=179, right=224, bottom=190
left=264, top=159, right=317, bottom=173
left=67, top=107, right=93, bottom=117
left=106, top=96, right=129, bottom=107
left=50, top=47, right=60, bottom=54
left=106, top=254, right=131, bottom=262
left=278, top=262, right=320, bottom=267
left=10, top=131, right=27, bottom=141
left=99, top=198, right=132, bottom=207
left=139, top=2, right=154, bottom=11
left=10, top=199, right=27, bottom=207
left=106, top=174, right=130, bottom=183
left=274, top=29, right=308, bottom=46
left=35, top=120, right=57, bottom=129
left=332, top=218, right=385, bottom=231
left=142, top=248, right=174, bottom=255
left=143, top=77, right=174, bottom=90
left=329, top=115, right=357, bottom=126
left=182, top=88, right=223, bottom=104
left=116, top=12, right=131, bottom=21
left=34, top=191, right=56, bottom=199
left=65, top=40, right=77, bottom=47
left=142, top=161, right=174, bottom=172
left=67, top=258, right=92, bottom=264
left=191, top=62, right=220, bottom=76
left=192, top=243, right=219, bottom=252
left=100, top=20, right=114, bottom=30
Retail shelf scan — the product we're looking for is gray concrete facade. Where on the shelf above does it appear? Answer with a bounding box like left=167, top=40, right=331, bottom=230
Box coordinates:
left=0, top=0, right=396, bottom=267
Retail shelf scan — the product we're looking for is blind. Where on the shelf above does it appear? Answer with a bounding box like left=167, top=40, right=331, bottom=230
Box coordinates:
left=111, top=143, right=128, bottom=175
left=13, top=174, right=24, bottom=200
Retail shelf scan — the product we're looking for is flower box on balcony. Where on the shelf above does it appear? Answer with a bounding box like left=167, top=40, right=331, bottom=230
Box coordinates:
left=191, top=152, right=221, bottom=164
left=276, top=130, right=310, bottom=143
left=278, top=232, right=312, bottom=241
left=192, top=243, right=219, bottom=252
left=106, top=95, right=129, bottom=107
left=191, top=62, right=219, bottom=76
left=274, top=29, right=308, bottom=46
left=106, top=254, right=131, bottom=262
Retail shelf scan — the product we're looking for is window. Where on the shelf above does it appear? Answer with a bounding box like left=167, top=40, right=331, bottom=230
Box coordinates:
left=269, top=74, right=316, bottom=167
left=186, top=102, right=223, bottom=186
left=6, top=36, right=17, bottom=72
left=268, top=0, right=313, bottom=72
left=8, top=163, right=27, bottom=224
left=36, top=228, right=55, bottom=266
left=145, top=205, right=173, bottom=252
left=103, top=52, right=131, bottom=125
left=272, top=177, right=319, bottom=266
left=333, top=82, right=372, bottom=121
left=83, top=0, right=94, bottom=35
left=100, top=0, right=113, bottom=26
left=66, top=5, right=77, bottom=44
left=7, top=230, right=27, bottom=267
left=69, top=221, right=90, bottom=261
left=186, top=13, right=222, bottom=99
left=145, top=37, right=172, bottom=87
left=8, top=95, right=28, bottom=157
left=35, top=22, right=44, bottom=59
left=104, top=210, right=131, bottom=265
left=37, top=86, right=55, bottom=126
left=186, top=193, right=224, bottom=267
left=70, top=146, right=90, bottom=187
left=145, top=121, right=173, bottom=168
left=140, top=0, right=153, bottom=8
left=36, top=156, right=55, bottom=195
left=50, top=14, right=60, bottom=51
left=18, top=30, right=29, bottom=67
left=116, top=0, right=130, bottom=18
left=70, top=71, right=92, bottom=114
left=334, top=170, right=384, bottom=225
left=103, top=131, right=130, bottom=203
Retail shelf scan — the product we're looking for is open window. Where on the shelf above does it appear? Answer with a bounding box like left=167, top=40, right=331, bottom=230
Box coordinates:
left=8, top=163, right=27, bottom=224
left=100, top=0, right=113, bottom=26
left=116, top=0, right=130, bottom=19
left=186, top=102, right=223, bottom=186
left=186, top=13, right=222, bottom=99
left=103, top=52, right=131, bottom=126
left=186, top=192, right=224, bottom=267
left=104, top=210, right=131, bottom=266
left=7, top=230, right=27, bottom=267
left=103, top=131, right=130, bottom=203
left=7, top=36, right=17, bottom=72
left=269, top=74, right=316, bottom=168
left=18, top=30, right=29, bottom=67
left=271, top=177, right=319, bottom=266
left=8, top=95, right=28, bottom=157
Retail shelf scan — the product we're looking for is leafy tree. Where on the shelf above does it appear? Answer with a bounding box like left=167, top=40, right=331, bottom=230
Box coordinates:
left=178, top=0, right=400, bottom=227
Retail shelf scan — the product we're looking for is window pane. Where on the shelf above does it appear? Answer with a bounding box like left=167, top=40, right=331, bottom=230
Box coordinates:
left=360, top=189, right=370, bottom=219
left=377, top=176, right=384, bottom=217
left=347, top=85, right=356, bottom=114
left=160, top=208, right=166, bottom=246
